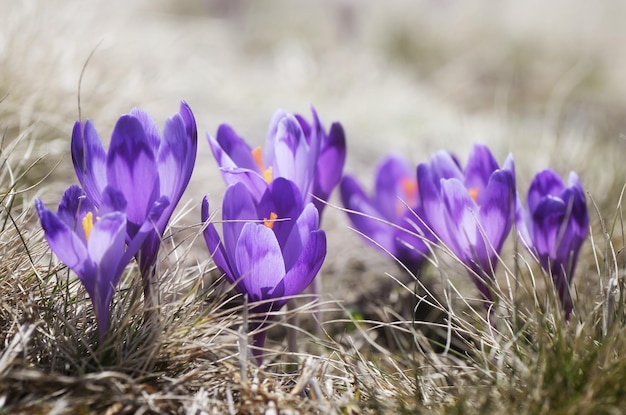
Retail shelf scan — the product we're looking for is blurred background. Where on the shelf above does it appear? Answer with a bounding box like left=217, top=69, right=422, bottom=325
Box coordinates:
left=2, top=0, right=625, bottom=304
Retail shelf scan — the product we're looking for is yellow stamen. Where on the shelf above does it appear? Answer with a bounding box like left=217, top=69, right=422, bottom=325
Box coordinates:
left=82, top=212, right=95, bottom=240
left=251, top=146, right=273, bottom=183
left=262, top=166, right=273, bottom=183
left=468, top=187, right=479, bottom=202
left=263, top=212, right=278, bottom=229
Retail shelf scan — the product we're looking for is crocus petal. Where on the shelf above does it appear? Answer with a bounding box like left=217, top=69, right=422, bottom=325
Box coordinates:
left=71, top=120, right=107, bottom=206
left=86, top=213, right=126, bottom=267
left=283, top=203, right=319, bottom=271
left=464, top=144, right=500, bottom=191
left=417, top=163, right=454, bottom=249
left=222, top=183, right=258, bottom=270
left=294, top=114, right=311, bottom=139
left=281, top=229, right=326, bottom=302
left=476, top=169, right=515, bottom=255
left=374, top=155, right=414, bottom=220
left=235, top=222, right=286, bottom=302
left=100, top=186, right=128, bottom=215
left=89, top=212, right=127, bottom=338
left=257, top=178, right=304, bottom=248
left=528, top=169, right=564, bottom=214
left=340, top=175, right=396, bottom=254
left=56, top=185, right=96, bottom=242
left=312, top=121, right=346, bottom=214
left=157, top=110, right=196, bottom=227
left=219, top=168, right=268, bottom=202
left=129, top=108, right=161, bottom=154
left=272, top=115, right=314, bottom=199
left=36, top=198, right=90, bottom=273
left=202, top=196, right=237, bottom=283
left=428, top=151, right=464, bottom=185
left=393, top=210, right=431, bottom=270
left=263, top=109, right=290, bottom=167
left=89, top=214, right=128, bottom=332
left=106, top=115, right=160, bottom=227
left=532, top=196, right=566, bottom=260
left=121, top=195, right=170, bottom=272
left=553, top=186, right=588, bottom=278
left=305, top=106, right=322, bottom=169
left=211, top=124, right=258, bottom=171
left=440, top=178, right=478, bottom=259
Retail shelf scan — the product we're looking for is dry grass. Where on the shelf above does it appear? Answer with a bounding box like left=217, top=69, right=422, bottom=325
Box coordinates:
left=2, top=0, right=626, bottom=413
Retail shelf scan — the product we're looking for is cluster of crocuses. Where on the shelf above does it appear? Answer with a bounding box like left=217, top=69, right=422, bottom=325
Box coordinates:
left=38, top=102, right=197, bottom=341
left=342, top=145, right=589, bottom=318
left=37, top=100, right=587, bottom=358
left=36, top=103, right=346, bottom=358
left=204, top=107, right=346, bottom=359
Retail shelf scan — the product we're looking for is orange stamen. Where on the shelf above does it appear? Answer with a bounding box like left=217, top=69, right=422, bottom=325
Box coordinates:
left=401, top=177, right=418, bottom=200
left=251, top=147, right=273, bottom=183
left=395, top=177, right=419, bottom=216
left=263, top=212, right=278, bottom=229
left=252, top=147, right=264, bottom=170
left=468, top=187, right=479, bottom=202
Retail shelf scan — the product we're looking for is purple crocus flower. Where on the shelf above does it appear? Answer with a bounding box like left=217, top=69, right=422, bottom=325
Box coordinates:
left=208, top=106, right=346, bottom=215
left=340, top=154, right=431, bottom=272
left=417, top=144, right=516, bottom=303
left=71, top=102, right=197, bottom=304
left=517, top=169, right=588, bottom=318
left=202, top=178, right=327, bottom=362
left=36, top=185, right=168, bottom=341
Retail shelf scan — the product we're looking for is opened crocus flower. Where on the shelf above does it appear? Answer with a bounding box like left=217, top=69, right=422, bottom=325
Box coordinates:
left=202, top=178, right=327, bottom=362
left=517, top=169, right=588, bottom=318
left=417, top=144, right=516, bottom=303
left=36, top=185, right=168, bottom=342
left=340, top=154, right=431, bottom=272
left=208, top=106, right=345, bottom=215
left=71, top=101, right=197, bottom=306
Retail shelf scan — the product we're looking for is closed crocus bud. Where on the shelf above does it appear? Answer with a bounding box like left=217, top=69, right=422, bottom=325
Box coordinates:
left=202, top=178, right=327, bottom=362
left=71, top=102, right=197, bottom=304
left=417, top=144, right=516, bottom=304
left=340, top=154, right=431, bottom=273
left=517, top=169, right=589, bottom=318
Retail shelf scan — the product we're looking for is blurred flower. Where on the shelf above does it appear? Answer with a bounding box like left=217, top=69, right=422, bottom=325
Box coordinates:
left=340, top=154, right=431, bottom=272
left=208, top=106, right=345, bottom=216
left=36, top=185, right=168, bottom=341
left=71, top=102, right=197, bottom=304
left=202, top=178, right=327, bottom=362
left=417, top=144, right=516, bottom=303
left=517, top=169, right=588, bottom=318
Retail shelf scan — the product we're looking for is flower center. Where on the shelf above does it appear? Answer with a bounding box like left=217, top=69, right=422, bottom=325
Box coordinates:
left=396, top=177, right=419, bottom=216
left=468, top=187, right=479, bottom=202
left=81, top=211, right=99, bottom=240
left=263, top=211, right=278, bottom=229
left=252, top=147, right=273, bottom=183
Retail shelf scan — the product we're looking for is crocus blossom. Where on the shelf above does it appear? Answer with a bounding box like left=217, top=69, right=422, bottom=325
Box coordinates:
left=340, top=154, right=431, bottom=272
left=208, top=106, right=346, bottom=215
left=417, top=144, right=516, bottom=303
left=517, top=169, right=588, bottom=318
left=71, top=102, right=197, bottom=303
left=36, top=185, right=168, bottom=341
left=202, top=178, right=327, bottom=361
